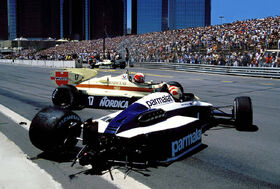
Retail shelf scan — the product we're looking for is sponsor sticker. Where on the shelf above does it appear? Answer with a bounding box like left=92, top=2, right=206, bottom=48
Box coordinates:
left=58, top=114, right=81, bottom=127
left=145, top=94, right=174, bottom=108
left=50, top=72, right=69, bottom=86
left=121, top=74, right=128, bottom=80
left=99, top=96, right=129, bottom=109
left=109, top=81, right=127, bottom=85
left=171, top=128, right=202, bottom=157
left=181, top=102, right=193, bottom=107
left=74, top=74, right=79, bottom=81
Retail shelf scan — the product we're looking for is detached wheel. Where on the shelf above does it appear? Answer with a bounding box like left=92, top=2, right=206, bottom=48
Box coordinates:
left=52, top=85, right=80, bottom=109
left=167, top=81, right=184, bottom=93
left=29, top=106, right=81, bottom=153
left=233, top=96, right=253, bottom=130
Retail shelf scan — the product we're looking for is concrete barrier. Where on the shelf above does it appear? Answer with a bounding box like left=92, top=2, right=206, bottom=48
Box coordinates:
left=65, top=61, right=76, bottom=68
left=1, top=59, right=12, bottom=63
left=0, top=59, right=76, bottom=68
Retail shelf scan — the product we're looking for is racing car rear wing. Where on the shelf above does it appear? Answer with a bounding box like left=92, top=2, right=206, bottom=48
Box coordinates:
left=50, top=68, right=98, bottom=86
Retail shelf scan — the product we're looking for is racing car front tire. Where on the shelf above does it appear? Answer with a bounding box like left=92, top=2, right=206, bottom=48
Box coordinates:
left=233, top=96, right=253, bottom=130
left=29, top=106, right=82, bottom=153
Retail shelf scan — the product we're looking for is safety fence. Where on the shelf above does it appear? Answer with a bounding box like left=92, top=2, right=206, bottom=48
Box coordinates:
left=135, top=62, right=280, bottom=79
left=1, top=59, right=279, bottom=79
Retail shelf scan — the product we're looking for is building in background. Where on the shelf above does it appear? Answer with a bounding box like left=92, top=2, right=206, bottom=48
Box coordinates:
left=132, top=0, right=168, bottom=34
left=88, top=0, right=125, bottom=39
left=2, top=0, right=60, bottom=40
left=7, top=0, right=17, bottom=40
left=17, top=0, right=60, bottom=40
left=62, top=0, right=85, bottom=40
left=168, top=0, right=211, bottom=30
left=0, top=0, right=126, bottom=41
left=0, top=0, right=8, bottom=40
left=132, top=0, right=211, bottom=34
left=123, top=0, right=127, bottom=36
left=62, top=0, right=125, bottom=40
left=1, top=0, right=210, bottom=40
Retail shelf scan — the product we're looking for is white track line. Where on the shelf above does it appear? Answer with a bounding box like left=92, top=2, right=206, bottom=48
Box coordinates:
left=0, top=105, right=62, bottom=189
left=0, top=104, right=31, bottom=130
left=0, top=104, right=150, bottom=189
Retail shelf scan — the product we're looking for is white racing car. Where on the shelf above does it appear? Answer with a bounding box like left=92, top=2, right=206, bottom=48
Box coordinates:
left=90, top=59, right=126, bottom=69
left=29, top=89, right=253, bottom=171
left=50, top=69, right=184, bottom=110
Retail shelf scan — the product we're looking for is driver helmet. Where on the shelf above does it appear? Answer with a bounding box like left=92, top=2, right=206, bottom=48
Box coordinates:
left=134, top=73, right=145, bottom=83
left=168, top=85, right=182, bottom=101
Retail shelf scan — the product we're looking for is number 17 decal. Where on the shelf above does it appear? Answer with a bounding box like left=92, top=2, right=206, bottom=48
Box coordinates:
left=88, top=96, right=94, bottom=106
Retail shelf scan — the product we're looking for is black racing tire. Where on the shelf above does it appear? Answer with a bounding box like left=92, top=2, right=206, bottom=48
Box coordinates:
left=111, top=63, right=117, bottom=69
left=233, top=96, right=253, bottom=130
left=167, top=81, right=184, bottom=93
left=52, top=85, right=80, bottom=109
left=29, top=106, right=82, bottom=153
left=120, top=62, right=126, bottom=69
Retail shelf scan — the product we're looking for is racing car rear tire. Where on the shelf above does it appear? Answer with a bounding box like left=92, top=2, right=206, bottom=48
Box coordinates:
left=52, top=85, right=82, bottom=109
left=120, top=63, right=126, bottom=69
left=233, top=96, right=253, bottom=130
left=111, top=62, right=117, bottom=69
left=167, top=81, right=184, bottom=93
left=29, top=106, right=82, bottom=153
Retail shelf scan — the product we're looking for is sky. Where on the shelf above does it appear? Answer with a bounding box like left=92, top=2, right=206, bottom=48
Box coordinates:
left=212, top=0, right=280, bottom=25
left=127, top=0, right=280, bottom=28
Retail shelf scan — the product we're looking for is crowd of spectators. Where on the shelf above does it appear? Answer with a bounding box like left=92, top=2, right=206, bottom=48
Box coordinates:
left=3, top=16, right=280, bottom=67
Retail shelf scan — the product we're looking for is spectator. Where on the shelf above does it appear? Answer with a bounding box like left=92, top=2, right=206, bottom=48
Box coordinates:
left=7, top=16, right=280, bottom=68
left=266, top=54, right=272, bottom=67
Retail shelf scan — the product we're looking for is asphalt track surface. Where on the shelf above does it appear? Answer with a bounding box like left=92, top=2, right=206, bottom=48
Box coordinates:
left=0, top=63, right=279, bottom=189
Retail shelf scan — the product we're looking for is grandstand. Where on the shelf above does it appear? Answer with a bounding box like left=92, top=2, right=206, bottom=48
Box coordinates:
left=2, top=16, right=280, bottom=67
